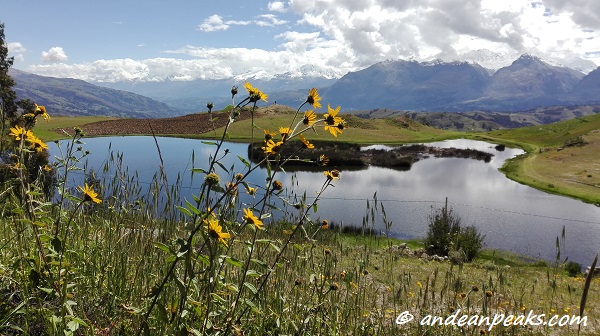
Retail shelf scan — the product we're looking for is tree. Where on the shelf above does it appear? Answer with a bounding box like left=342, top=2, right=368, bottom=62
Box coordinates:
left=0, top=22, right=18, bottom=154
left=0, top=22, right=55, bottom=195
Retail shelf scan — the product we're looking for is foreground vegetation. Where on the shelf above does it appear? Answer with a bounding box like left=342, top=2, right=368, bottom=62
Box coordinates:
left=2, top=82, right=598, bottom=335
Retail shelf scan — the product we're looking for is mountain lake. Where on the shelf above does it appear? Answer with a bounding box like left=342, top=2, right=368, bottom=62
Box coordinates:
left=48, top=136, right=600, bottom=267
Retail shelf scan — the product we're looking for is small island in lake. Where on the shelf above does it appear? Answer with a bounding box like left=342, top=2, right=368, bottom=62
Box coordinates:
left=248, top=140, right=494, bottom=170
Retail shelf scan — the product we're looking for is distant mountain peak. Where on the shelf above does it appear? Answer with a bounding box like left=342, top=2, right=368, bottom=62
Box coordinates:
left=513, top=53, right=544, bottom=65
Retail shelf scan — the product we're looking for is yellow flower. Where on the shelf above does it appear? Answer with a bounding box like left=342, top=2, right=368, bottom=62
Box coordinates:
left=262, top=139, right=283, bottom=155
left=317, top=154, right=329, bottom=166
left=323, top=104, right=342, bottom=126
left=299, top=134, right=314, bottom=149
left=303, top=110, right=317, bottom=126
left=205, top=172, right=220, bottom=185
left=78, top=183, right=102, bottom=204
left=324, top=169, right=340, bottom=181
left=321, top=219, right=329, bottom=230
left=35, top=104, right=50, bottom=122
left=306, top=88, right=322, bottom=109
left=226, top=181, right=238, bottom=196
left=206, top=217, right=231, bottom=247
left=272, top=180, right=283, bottom=191
left=263, top=129, right=277, bottom=141
left=325, top=123, right=345, bottom=137
left=43, top=165, right=53, bottom=172
left=323, top=105, right=345, bottom=137
left=243, top=208, right=263, bottom=229
left=244, top=82, right=268, bottom=103
left=26, top=135, right=49, bottom=152
left=279, top=127, right=292, bottom=141
left=246, top=186, right=257, bottom=196
left=8, top=125, right=31, bottom=141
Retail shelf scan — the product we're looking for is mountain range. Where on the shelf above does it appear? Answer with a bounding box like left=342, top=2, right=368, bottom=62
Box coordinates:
left=9, top=54, right=600, bottom=118
left=321, top=54, right=600, bottom=112
left=9, top=69, right=178, bottom=118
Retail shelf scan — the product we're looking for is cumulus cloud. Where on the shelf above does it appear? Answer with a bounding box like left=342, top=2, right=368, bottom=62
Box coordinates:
left=7, top=42, right=26, bottom=62
left=288, top=0, right=600, bottom=67
left=541, top=0, right=600, bottom=29
left=25, top=0, right=600, bottom=82
left=41, top=47, right=68, bottom=62
left=198, top=14, right=230, bottom=32
left=7, top=42, right=26, bottom=53
left=268, top=1, right=286, bottom=12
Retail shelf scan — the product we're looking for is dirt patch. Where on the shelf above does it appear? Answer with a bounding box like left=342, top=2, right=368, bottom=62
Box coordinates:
left=54, top=109, right=266, bottom=137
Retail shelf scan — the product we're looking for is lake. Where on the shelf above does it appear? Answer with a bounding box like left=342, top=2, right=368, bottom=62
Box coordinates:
left=48, top=136, right=600, bottom=266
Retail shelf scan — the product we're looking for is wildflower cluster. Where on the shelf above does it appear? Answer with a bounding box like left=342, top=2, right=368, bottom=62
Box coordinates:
left=2, top=103, right=53, bottom=185
left=129, top=83, right=348, bottom=334
left=259, top=86, right=347, bottom=160
left=8, top=124, right=48, bottom=152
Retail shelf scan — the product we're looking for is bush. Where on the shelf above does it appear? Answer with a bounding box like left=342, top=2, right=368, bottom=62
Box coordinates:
left=424, top=199, right=484, bottom=262
left=456, top=225, right=485, bottom=262
left=565, top=261, right=582, bottom=277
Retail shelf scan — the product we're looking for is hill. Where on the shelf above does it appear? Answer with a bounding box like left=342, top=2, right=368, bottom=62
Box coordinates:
left=9, top=69, right=179, bottom=118
left=349, top=105, right=600, bottom=131
left=479, top=113, right=600, bottom=204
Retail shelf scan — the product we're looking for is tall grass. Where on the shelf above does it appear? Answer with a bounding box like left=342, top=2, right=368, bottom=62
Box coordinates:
left=0, top=87, right=598, bottom=335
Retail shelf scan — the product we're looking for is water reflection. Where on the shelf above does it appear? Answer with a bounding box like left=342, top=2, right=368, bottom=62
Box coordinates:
left=48, top=137, right=600, bottom=266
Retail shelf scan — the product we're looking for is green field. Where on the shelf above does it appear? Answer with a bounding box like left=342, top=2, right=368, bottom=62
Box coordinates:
left=471, top=114, right=600, bottom=204
left=34, top=115, right=118, bottom=141
left=199, top=106, right=459, bottom=144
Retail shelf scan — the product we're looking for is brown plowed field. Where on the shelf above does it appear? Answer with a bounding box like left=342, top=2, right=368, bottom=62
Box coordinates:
left=59, top=105, right=295, bottom=137
left=68, top=110, right=255, bottom=137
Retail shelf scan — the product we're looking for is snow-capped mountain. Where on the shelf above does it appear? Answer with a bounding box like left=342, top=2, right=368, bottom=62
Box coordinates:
left=437, top=49, right=598, bottom=74
left=233, top=64, right=343, bottom=82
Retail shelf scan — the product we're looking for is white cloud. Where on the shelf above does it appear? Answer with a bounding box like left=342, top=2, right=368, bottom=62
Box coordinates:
left=256, top=14, right=287, bottom=27
left=7, top=42, right=26, bottom=53
left=7, top=42, right=26, bottom=62
left=268, top=1, right=286, bottom=12
left=541, top=0, right=600, bottom=29
left=198, top=14, right=230, bottom=32
left=198, top=14, right=286, bottom=32
left=41, top=47, right=68, bottom=62
left=23, top=1, right=600, bottom=82
left=289, top=0, right=600, bottom=66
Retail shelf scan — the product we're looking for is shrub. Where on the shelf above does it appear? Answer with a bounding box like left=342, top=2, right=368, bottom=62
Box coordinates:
left=565, top=261, right=582, bottom=277
left=456, top=225, right=485, bottom=262
left=424, top=200, right=461, bottom=257
left=424, top=199, right=484, bottom=262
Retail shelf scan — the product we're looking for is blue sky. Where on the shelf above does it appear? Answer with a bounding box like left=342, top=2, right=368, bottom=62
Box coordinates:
left=3, top=0, right=600, bottom=82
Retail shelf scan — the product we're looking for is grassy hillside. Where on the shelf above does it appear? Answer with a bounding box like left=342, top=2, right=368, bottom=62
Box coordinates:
left=474, top=114, right=600, bottom=204
left=199, top=104, right=458, bottom=144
